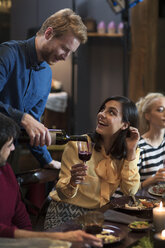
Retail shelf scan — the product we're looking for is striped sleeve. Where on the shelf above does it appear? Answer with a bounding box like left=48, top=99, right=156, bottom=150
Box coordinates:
left=138, top=137, right=165, bottom=182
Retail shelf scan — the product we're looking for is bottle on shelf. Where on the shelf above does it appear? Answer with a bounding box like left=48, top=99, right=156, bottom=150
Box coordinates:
left=18, top=129, right=88, bottom=146
left=117, top=22, right=124, bottom=34
left=97, top=21, right=106, bottom=34
left=107, top=21, right=116, bottom=34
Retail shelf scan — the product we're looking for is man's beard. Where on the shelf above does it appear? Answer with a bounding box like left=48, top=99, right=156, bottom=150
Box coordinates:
left=40, top=46, right=54, bottom=65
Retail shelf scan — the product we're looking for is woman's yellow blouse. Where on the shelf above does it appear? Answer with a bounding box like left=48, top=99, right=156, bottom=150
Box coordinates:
left=50, top=137, right=140, bottom=208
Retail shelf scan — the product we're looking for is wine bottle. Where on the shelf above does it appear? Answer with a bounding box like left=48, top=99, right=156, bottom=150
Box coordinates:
left=49, top=129, right=88, bottom=145
left=18, top=129, right=88, bottom=145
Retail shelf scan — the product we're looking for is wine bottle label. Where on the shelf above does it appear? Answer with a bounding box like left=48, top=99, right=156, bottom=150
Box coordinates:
left=50, top=132, right=56, bottom=145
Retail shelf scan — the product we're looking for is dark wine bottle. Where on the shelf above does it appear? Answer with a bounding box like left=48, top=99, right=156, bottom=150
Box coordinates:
left=49, top=129, right=88, bottom=145
left=18, top=129, right=87, bottom=145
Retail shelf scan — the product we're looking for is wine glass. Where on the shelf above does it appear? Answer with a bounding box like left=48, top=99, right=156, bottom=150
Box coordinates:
left=77, top=141, right=93, bottom=185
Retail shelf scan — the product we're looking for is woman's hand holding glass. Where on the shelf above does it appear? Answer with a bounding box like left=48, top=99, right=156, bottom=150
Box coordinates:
left=70, top=141, right=93, bottom=186
left=70, top=163, right=88, bottom=186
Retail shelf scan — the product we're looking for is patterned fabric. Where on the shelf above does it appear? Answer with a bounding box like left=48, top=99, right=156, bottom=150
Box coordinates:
left=44, top=201, right=90, bottom=230
left=138, top=137, right=165, bottom=182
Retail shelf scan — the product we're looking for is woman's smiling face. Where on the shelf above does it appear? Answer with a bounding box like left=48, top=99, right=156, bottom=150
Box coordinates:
left=96, top=100, right=128, bottom=139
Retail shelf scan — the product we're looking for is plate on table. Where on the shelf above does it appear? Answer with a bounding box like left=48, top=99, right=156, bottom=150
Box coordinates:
left=148, top=184, right=165, bottom=197
left=109, top=196, right=160, bottom=211
left=128, top=221, right=152, bottom=232
left=108, top=196, right=160, bottom=219
left=96, top=224, right=125, bottom=245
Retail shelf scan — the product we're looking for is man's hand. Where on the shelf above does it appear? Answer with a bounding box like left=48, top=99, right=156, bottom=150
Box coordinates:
left=44, top=160, right=61, bottom=169
left=154, top=168, right=165, bottom=183
left=14, top=229, right=103, bottom=247
left=21, top=113, right=51, bottom=147
left=59, top=230, right=103, bottom=247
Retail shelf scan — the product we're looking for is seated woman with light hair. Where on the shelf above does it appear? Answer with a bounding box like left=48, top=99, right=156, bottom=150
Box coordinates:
left=136, top=92, right=165, bottom=189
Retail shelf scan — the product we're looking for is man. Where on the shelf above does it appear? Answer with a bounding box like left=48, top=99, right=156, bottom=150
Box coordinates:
left=0, top=113, right=102, bottom=247
left=0, top=8, right=87, bottom=169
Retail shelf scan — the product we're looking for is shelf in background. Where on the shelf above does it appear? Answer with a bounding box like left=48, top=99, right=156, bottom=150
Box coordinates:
left=0, top=6, right=10, bottom=13
left=87, top=32, right=123, bottom=37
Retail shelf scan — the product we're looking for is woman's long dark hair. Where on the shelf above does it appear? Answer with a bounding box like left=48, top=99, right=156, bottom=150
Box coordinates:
left=88, top=96, right=139, bottom=160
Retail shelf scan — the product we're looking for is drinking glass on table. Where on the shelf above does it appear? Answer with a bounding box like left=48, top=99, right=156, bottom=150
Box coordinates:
left=80, top=211, right=104, bottom=234
left=77, top=140, right=93, bottom=185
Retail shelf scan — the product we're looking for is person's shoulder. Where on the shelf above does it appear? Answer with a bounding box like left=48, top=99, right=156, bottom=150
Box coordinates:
left=138, top=137, right=147, bottom=146
left=0, top=40, right=20, bottom=50
left=5, top=162, right=14, bottom=172
left=1, top=162, right=15, bottom=178
left=138, top=137, right=149, bottom=154
left=0, top=38, right=30, bottom=53
left=5, top=163, right=19, bottom=183
left=0, top=40, right=22, bottom=62
left=3, top=162, right=11, bottom=168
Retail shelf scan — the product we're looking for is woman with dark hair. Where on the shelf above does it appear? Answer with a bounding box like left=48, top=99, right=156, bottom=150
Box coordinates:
left=44, top=96, right=140, bottom=229
left=93, top=96, right=139, bottom=160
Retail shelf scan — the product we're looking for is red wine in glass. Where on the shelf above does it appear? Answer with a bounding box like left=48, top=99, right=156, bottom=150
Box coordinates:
left=85, top=225, right=102, bottom=234
left=78, top=151, right=92, bottom=162
left=77, top=141, right=93, bottom=184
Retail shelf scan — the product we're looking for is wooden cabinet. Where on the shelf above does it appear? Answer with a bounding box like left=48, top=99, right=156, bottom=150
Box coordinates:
left=129, top=0, right=165, bottom=102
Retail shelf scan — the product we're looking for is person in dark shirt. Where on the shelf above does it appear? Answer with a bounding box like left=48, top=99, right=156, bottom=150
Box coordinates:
left=0, top=8, right=87, bottom=169
left=0, top=113, right=102, bottom=247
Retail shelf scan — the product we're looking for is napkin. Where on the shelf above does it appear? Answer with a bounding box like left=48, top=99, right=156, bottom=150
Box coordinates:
left=104, top=209, right=147, bottom=225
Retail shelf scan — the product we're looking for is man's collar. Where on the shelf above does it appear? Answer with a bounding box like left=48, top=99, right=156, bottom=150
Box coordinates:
left=25, top=36, right=45, bottom=71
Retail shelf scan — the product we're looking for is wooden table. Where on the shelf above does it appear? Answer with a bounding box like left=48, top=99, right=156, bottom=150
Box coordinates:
left=48, top=193, right=159, bottom=248
left=101, top=216, right=152, bottom=248
left=48, top=220, right=153, bottom=248
left=48, top=213, right=153, bottom=247
left=97, top=194, right=157, bottom=247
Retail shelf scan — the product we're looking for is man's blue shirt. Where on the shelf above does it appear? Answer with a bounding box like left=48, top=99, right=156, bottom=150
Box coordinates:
left=0, top=36, right=53, bottom=166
